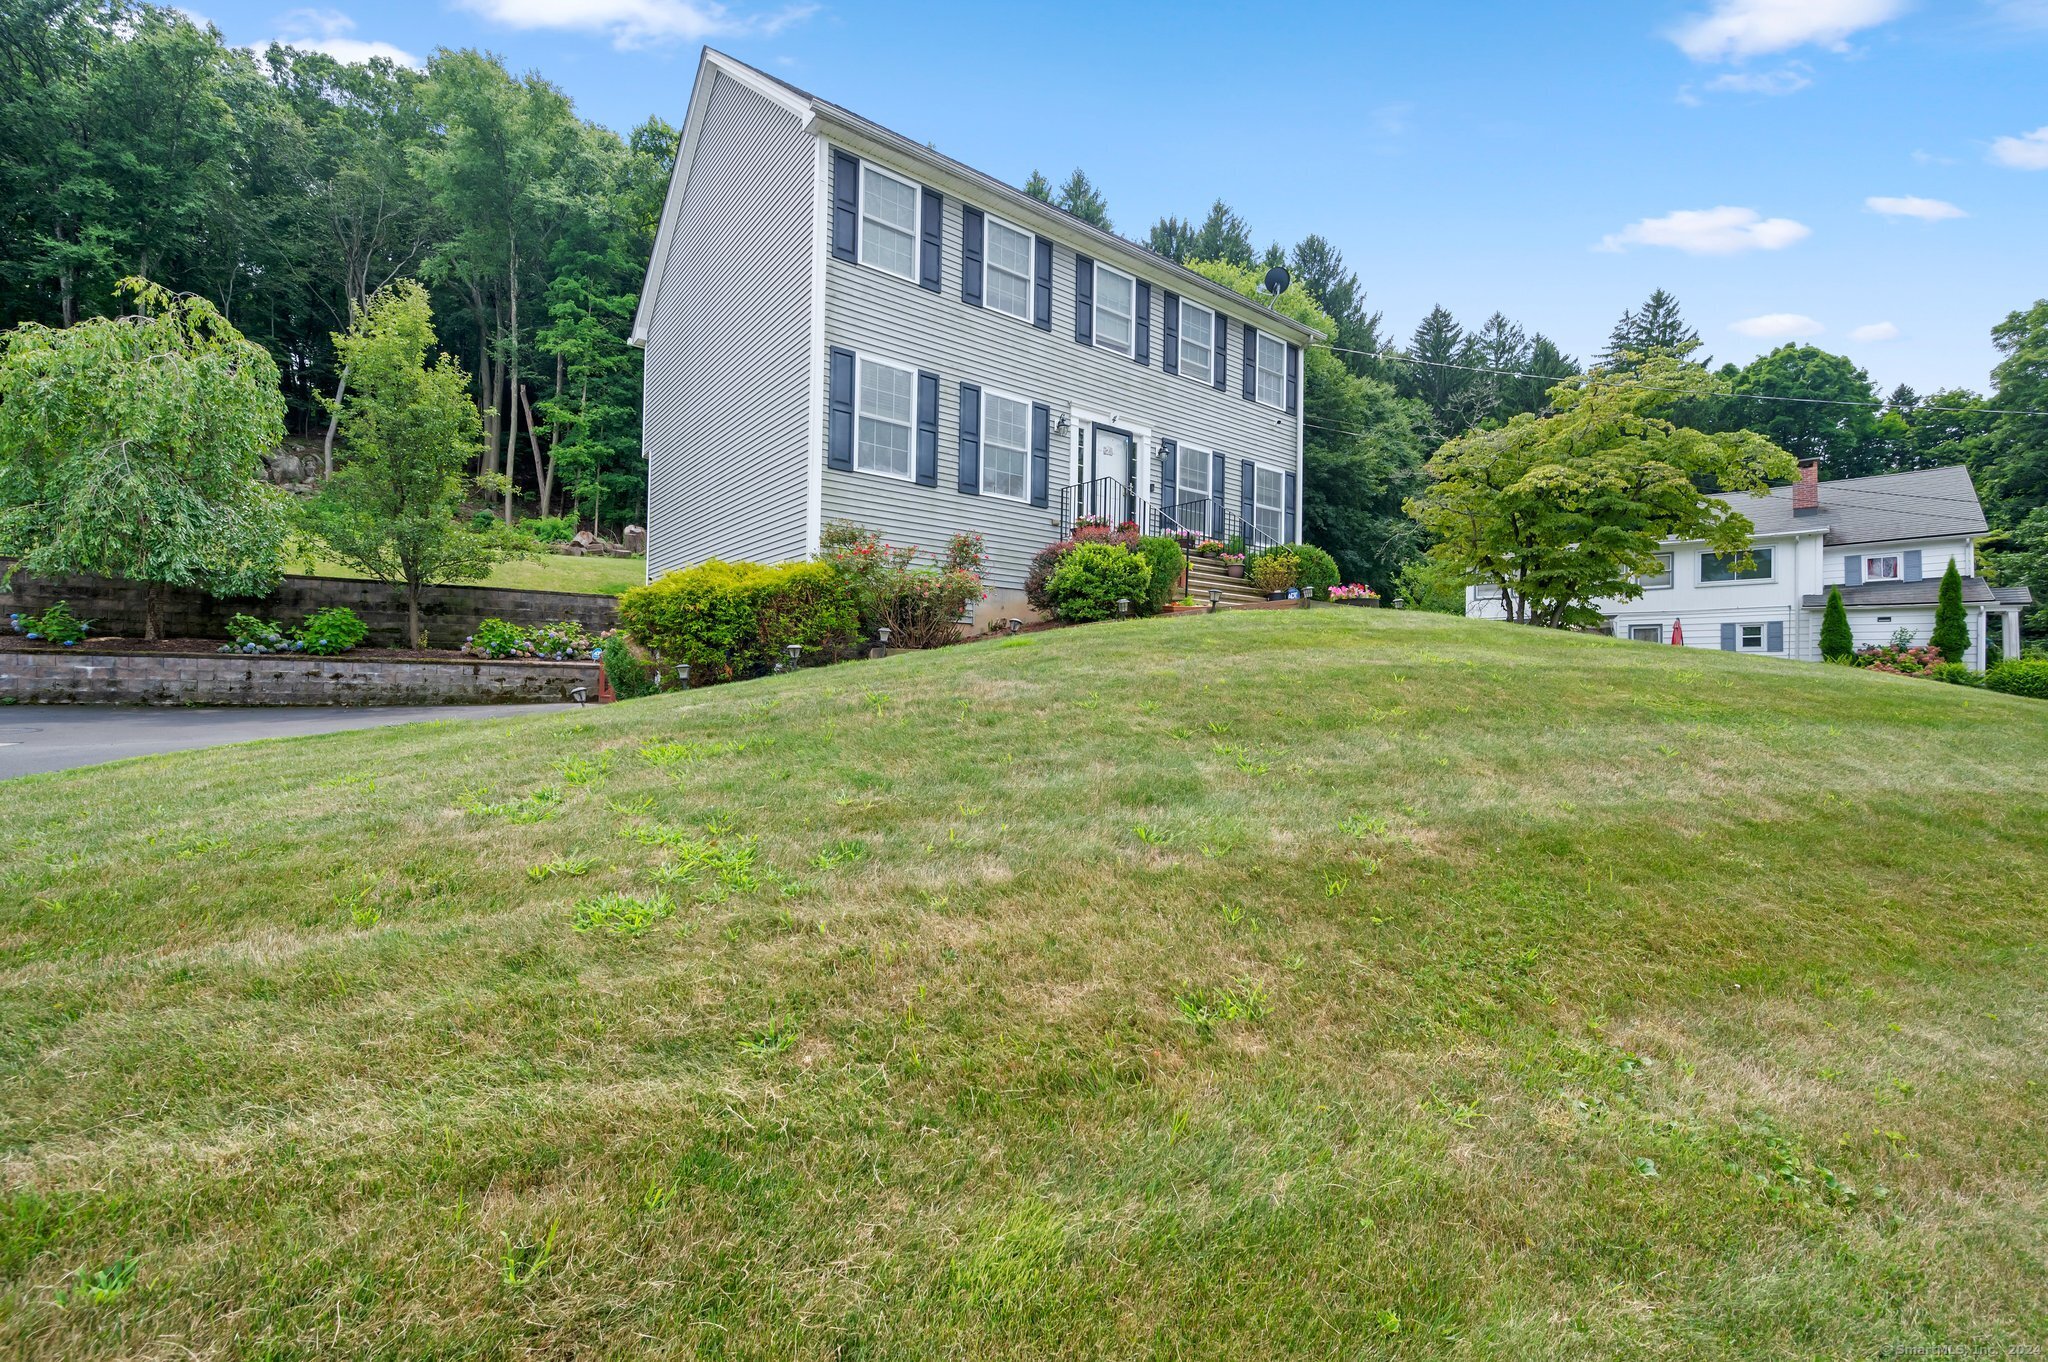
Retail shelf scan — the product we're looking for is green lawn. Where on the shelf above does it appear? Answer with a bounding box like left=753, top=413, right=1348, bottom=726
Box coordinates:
left=3, top=610, right=2045, bottom=1358
left=288, top=550, right=648, bottom=596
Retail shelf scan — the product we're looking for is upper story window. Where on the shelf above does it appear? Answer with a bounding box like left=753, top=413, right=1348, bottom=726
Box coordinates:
left=1700, top=548, right=1774, bottom=583
left=981, top=391, right=1031, bottom=502
left=1864, top=554, right=1901, bottom=581
left=1094, top=263, right=1136, bottom=355
left=1638, top=553, right=1675, bottom=589
left=856, top=356, right=916, bottom=480
left=1179, top=302, right=1214, bottom=383
left=984, top=216, right=1033, bottom=319
left=1254, top=331, right=1287, bottom=408
left=858, top=164, right=919, bottom=281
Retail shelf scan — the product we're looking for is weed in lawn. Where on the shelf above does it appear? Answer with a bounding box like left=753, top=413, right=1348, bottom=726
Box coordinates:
left=556, top=753, right=612, bottom=787
left=571, top=891, right=675, bottom=937
left=175, top=836, right=230, bottom=859
left=458, top=786, right=562, bottom=823
left=1339, top=813, right=1389, bottom=840
left=811, top=838, right=870, bottom=871
left=526, top=857, right=596, bottom=881
left=500, top=1220, right=558, bottom=1288
left=53, top=1259, right=137, bottom=1309
left=739, top=1016, right=800, bottom=1058
left=642, top=1182, right=674, bottom=1214
left=1325, top=874, right=1349, bottom=898
left=1133, top=824, right=1174, bottom=847
left=1173, top=978, right=1271, bottom=1038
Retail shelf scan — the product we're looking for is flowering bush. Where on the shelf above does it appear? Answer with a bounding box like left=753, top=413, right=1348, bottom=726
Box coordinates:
left=1195, top=539, right=1225, bottom=556
left=818, top=522, right=985, bottom=649
left=295, top=606, right=368, bottom=655
left=1072, top=514, right=1112, bottom=533
left=222, top=613, right=296, bottom=654
left=14, top=601, right=91, bottom=645
left=466, top=618, right=602, bottom=661
left=1852, top=642, right=1945, bottom=676
left=1329, top=583, right=1379, bottom=602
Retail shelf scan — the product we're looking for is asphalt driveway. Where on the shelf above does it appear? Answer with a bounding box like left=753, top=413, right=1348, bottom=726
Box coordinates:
left=0, top=704, right=575, bottom=779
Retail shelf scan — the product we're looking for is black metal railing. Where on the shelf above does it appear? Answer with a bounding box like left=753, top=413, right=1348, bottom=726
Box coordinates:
left=1057, top=477, right=1135, bottom=537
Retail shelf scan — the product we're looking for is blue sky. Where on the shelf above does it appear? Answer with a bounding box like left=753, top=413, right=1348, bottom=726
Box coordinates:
left=200, top=0, right=2046, bottom=393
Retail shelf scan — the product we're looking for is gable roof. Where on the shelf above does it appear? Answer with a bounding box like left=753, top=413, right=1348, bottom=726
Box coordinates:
left=1722, top=464, right=1989, bottom=546
left=1801, top=576, right=2031, bottom=609
left=633, top=48, right=1321, bottom=349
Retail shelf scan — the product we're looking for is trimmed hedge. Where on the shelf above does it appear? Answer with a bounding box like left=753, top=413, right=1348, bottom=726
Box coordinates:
left=1247, top=543, right=1340, bottom=598
left=617, top=559, right=859, bottom=684
left=1984, top=656, right=2048, bottom=699
left=1043, top=542, right=1151, bottom=622
left=1133, top=536, right=1185, bottom=612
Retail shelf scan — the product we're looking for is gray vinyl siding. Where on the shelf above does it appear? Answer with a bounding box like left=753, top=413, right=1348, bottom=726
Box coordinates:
left=642, top=71, right=812, bottom=579
left=820, top=147, right=1299, bottom=591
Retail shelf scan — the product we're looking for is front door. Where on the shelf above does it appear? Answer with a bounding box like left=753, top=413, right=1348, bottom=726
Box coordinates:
left=1090, top=425, right=1133, bottom=523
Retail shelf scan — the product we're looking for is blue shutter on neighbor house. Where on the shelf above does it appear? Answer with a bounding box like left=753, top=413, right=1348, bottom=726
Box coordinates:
left=830, top=151, right=859, bottom=264
left=915, top=370, right=939, bottom=487
left=827, top=347, right=855, bottom=470
left=1284, top=470, right=1297, bottom=543
left=1286, top=344, right=1300, bottom=414
left=1845, top=556, right=1863, bottom=586
left=1904, top=549, right=1923, bottom=582
left=1240, top=458, right=1254, bottom=533
left=960, top=207, right=984, bottom=308
left=1241, top=322, right=1257, bottom=400
left=1721, top=623, right=1738, bottom=651
left=919, top=188, right=943, bottom=292
left=1160, top=440, right=1177, bottom=509
left=1134, top=281, right=1151, bottom=366
left=1210, top=453, right=1227, bottom=538
left=1073, top=255, right=1094, bottom=345
left=1032, top=236, right=1053, bottom=330
left=1029, top=403, right=1051, bottom=508
left=956, top=382, right=981, bottom=495
left=1767, top=620, right=1785, bottom=653
left=1162, top=293, right=1180, bottom=376
left=1212, top=313, right=1227, bottom=391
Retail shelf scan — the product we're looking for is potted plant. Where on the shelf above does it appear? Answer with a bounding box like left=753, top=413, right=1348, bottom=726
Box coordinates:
left=1329, top=583, right=1380, bottom=607
left=1195, top=538, right=1225, bottom=559
left=1249, top=554, right=1299, bottom=599
left=1222, top=552, right=1246, bottom=579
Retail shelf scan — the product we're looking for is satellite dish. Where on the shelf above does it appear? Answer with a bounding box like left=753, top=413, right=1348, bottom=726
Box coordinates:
left=1262, top=266, right=1291, bottom=296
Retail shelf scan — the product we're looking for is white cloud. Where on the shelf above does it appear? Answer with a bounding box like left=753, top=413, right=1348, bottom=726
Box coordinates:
left=1704, top=65, right=1813, bottom=95
left=1990, top=126, right=2048, bottom=169
left=1851, top=321, right=1901, bottom=341
left=1597, top=206, right=1812, bottom=256
left=1670, top=0, right=1909, bottom=61
left=450, top=0, right=816, bottom=48
left=1731, top=313, right=1824, bottom=339
left=257, top=9, right=419, bottom=65
left=1864, top=195, right=1967, bottom=220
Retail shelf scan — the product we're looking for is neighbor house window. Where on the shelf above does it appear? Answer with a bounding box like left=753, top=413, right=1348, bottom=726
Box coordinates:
left=1865, top=554, right=1901, bottom=581
left=1699, top=548, right=1774, bottom=583
left=1254, top=464, right=1286, bottom=545
left=1629, top=624, right=1663, bottom=643
left=981, top=390, right=1031, bottom=501
left=1094, top=264, right=1136, bottom=354
left=858, top=164, right=919, bottom=280
left=984, top=215, right=1033, bottom=320
left=855, top=356, right=915, bottom=479
left=1638, top=553, right=1675, bottom=589
left=1254, top=330, right=1288, bottom=408
left=1740, top=624, right=1767, bottom=651
left=1179, top=302, right=1214, bottom=382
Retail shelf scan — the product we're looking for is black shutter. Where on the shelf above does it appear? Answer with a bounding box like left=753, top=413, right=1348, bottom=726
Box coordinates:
left=1030, top=403, right=1051, bottom=508
left=915, top=369, right=939, bottom=487
left=960, top=207, right=984, bottom=307
left=827, top=347, right=855, bottom=470
left=1160, top=439, right=1177, bottom=510
left=1212, top=311, right=1227, bottom=391
left=1240, top=458, right=1254, bottom=535
left=956, top=382, right=981, bottom=495
left=1073, top=255, right=1094, bottom=345
left=919, top=187, right=942, bottom=292
left=1210, top=452, right=1226, bottom=538
left=1242, top=323, right=1257, bottom=400
left=1032, top=236, right=1053, bottom=330
left=1286, top=344, right=1300, bottom=414
left=830, top=151, right=859, bottom=264
left=1162, top=293, right=1180, bottom=376
left=1134, top=281, right=1151, bottom=366
left=1284, top=470, right=1297, bottom=543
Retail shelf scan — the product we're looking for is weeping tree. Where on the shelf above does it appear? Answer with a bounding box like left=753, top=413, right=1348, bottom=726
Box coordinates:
left=0, top=278, right=290, bottom=638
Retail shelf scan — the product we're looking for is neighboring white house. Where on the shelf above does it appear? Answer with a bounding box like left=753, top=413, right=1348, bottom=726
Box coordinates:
left=630, top=48, right=1318, bottom=617
left=1466, top=460, right=2031, bottom=667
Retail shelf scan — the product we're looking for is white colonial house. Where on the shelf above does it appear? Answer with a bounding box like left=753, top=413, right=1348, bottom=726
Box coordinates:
left=1467, top=460, right=2031, bottom=667
left=631, top=49, right=1317, bottom=616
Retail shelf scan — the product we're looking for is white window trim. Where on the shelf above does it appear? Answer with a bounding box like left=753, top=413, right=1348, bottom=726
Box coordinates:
left=1698, top=547, right=1776, bottom=586
left=1092, top=260, right=1137, bottom=357
left=1177, top=300, right=1215, bottom=386
left=1638, top=552, right=1675, bottom=590
left=979, top=386, right=1034, bottom=504
left=980, top=211, right=1034, bottom=323
left=1253, top=328, right=1288, bottom=410
left=1176, top=444, right=1212, bottom=502
left=1739, top=624, right=1769, bottom=652
left=1864, top=554, right=1901, bottom=581
left=854, top=353, right=919, bottom=483
left=857, top=161, right=921, bottom=283
left=1629, top=623, right=1664, bottom=643
left=1252, top=461, right=1287, bottom=543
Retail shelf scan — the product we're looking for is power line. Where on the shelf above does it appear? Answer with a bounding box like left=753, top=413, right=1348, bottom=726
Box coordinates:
left=1314, top=342, right=2048, bottom=420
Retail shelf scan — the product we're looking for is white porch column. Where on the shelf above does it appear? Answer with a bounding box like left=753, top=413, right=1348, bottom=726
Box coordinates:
left=2008, top=609, right=2026, bottom=661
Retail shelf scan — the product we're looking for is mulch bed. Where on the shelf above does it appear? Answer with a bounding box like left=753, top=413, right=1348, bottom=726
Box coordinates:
left=2, top=635, right=476, bottom=663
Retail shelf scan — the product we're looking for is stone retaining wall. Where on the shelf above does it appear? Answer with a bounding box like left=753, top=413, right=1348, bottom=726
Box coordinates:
left=2, top=650, right=601, bottom=707
left=1, top=560, right=619, bottom=649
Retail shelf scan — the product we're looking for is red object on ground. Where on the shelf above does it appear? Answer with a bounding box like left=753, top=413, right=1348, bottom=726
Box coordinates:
left=595, top=666, right=616, bottom=703
left=1671, top=620, right=1684, bottom=646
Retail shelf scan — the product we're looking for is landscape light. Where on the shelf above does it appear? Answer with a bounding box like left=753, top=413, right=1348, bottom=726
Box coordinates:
left=1208, top=588, right=1221, bottom=613
left=676, top=663, right=689, bottom=689
left=1116, top=598, right=1130, bottom=618
left=569, top=685, right=588, bottom=706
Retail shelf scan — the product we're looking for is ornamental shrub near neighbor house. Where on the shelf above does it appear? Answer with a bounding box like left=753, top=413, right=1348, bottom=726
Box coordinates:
left=1043, top=541, right=1151, bottom=622
left=1923, top=662, right=1983, bottom=687
left=1931, top=560, right=1970, bottom=662
left=1820, top=587, right=1854, bottom=662
left=618, top=560, right=859, bottom=683
left=1984, top=657, right=2048, bottom=699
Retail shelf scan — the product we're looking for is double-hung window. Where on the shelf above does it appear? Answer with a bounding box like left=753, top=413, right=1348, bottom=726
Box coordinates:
left=1638, top=553, right=1674, bottom=589
left=1864, top=554, right=1901, bottom=581
left=855, top=356, right=916, bottom=480
left=1629, top=624, right=1664, bottom=643
left=981, top=390, right=1031, bottom=502
left=1179, top=302, right=1214, bottom=383
left=1740, top=624, right=1768, bottom=651
left=1178, top=446, right=1210, bottom=503
left=984, top=215, right=1033, bottom=320
left=1700, top=548, right=1773, bottom=583
left=858, top=164, right=919, bottom=281
left=1253, top=464, right=1286, bottom=546
left=1094, top=264, right=1136, bottom=354
left=1254, top=330, right=1287, bottom=408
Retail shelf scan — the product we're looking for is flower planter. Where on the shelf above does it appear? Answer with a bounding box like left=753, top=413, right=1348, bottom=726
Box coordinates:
left=1334, top=598, right=1381, bottom=608
left=1226, top=564, right=1244, bottom=579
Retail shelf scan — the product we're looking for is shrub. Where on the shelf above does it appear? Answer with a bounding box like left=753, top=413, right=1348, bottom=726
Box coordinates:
left=618, top=559, right=859, bottom=683
left=465, top=618, right=600, bottom=661
left=1819, top=587, right=1854, bottom=662
left=1249, top=543, right=1337, bottom=598
left=15, top=601, right=92, bottom=645
left=525, top=515, right=577, bottom=544
left=1133, top=536, right=1186, bottom=613
left=222, top=612, right=294, bottom=654
left=1984, top=657, right=2048, bottom=699
left=1924, top=662, right=1982, bottom=687
left=1854, top=642, right=1944, bottom=676
left=599, top=631, right=659, bottom=699
left=1248, top=552, right=1300, bottom=595
left=295, top=606, right=367, bottom=655
left=1931, top=560, right=1969, bottom=662
left=1195, top=539, right=1225, bottom=556
left=1043, top=541, right=1151, bottom=622
left=819, top=522, right=986, bottom=648
left=1025, top=539, right=1076, bottom=612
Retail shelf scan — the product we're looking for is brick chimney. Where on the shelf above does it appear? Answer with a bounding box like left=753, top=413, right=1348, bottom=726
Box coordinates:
left=1792, top=458, right=1821, bottom=517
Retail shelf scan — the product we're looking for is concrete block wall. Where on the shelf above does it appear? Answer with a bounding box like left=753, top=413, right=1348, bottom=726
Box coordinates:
left=1, top=650, right=601, bottom=706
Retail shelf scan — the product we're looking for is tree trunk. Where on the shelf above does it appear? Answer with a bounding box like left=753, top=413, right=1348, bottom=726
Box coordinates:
left=321, top=363, right=349, bottom=479
left=407, top=581, right=422, bottom=650
left=503, top=239, right=520, bottom=525
left=520, top=384, right=552, bottom=520
left=144, top=582, right=165, bottom=642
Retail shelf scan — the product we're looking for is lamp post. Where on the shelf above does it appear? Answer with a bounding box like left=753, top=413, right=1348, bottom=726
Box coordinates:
left=676, top=662, right=689, bottom=689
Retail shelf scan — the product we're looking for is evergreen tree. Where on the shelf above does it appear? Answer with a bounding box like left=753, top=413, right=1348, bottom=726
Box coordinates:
left=1518, top=335, right=1582, bottom=414
left=1600, top=288, right=1700, bottom=368
left=1186, top=200, right=1253, bottom=266
left=1288, top=233, right=1387, bottom=376
left=1147, top=215, right=1196, bottom=262
left=1931, top=559, right=1970, bottom=662
left=1022, top=169, right=1053, bottom=203
left=1820, top=587, right=1855, bottom=661
left=1399, top=305, right=1478, bottom=436
left=1052, top=169, right=1110, bottom=228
